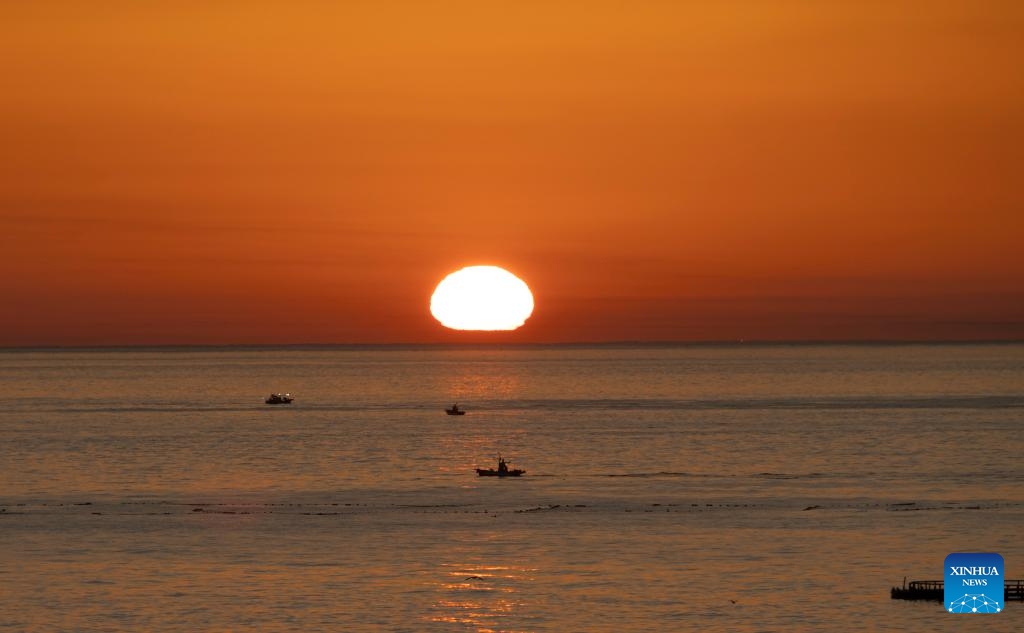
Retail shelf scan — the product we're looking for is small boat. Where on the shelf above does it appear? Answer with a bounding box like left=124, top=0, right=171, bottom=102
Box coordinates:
left=476, top=455, right=525, bottom=477
left=445, top=403, right=465, bottom=415
left=265, top=393, right=294, bottom=405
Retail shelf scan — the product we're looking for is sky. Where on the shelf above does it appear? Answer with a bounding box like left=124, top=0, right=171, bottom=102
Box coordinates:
left=1, top=1, right=1022, bottom=345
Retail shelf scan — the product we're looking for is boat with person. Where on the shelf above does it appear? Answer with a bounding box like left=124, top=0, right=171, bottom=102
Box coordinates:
left=265, top=393, right=294, bottom=405
left=476, top=455, right=525, bottom=477
left=445, top=403, right=465, bottom=415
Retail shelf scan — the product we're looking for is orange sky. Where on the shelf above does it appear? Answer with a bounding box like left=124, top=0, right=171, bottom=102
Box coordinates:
left=1, top=1, right=1022, bottom=345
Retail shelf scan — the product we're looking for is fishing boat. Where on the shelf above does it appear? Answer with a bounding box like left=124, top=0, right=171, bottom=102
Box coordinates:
left=445, top=403, right=465, bottom=415
left=476, top=455, right=525, bottom=477
left=265, top=393, right=294, bottom=405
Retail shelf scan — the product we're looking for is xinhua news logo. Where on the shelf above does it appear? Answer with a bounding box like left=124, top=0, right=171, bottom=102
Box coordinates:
left=945, top=553, right=1004, bottom=613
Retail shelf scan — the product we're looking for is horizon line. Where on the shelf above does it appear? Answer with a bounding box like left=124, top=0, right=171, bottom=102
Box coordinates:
left=2, top=339, right=1022, bottom=352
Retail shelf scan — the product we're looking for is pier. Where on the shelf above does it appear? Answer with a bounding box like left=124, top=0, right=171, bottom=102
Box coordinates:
left=892, top=579, right=1024, bottom=601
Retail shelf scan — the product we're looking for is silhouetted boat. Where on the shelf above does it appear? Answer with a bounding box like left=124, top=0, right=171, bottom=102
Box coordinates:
left=445, top=403, right=465, bottom=415
left=476, top=455, right=524, bottom=477
left=265, top=393, right=293, bottom=405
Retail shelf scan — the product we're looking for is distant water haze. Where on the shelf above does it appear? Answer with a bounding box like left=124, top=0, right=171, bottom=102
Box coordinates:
left=1, top=344, right=1021, bottom=631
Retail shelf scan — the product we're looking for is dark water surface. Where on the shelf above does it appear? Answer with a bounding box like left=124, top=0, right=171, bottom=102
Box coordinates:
left=1, top=344, right=1022, bottom=631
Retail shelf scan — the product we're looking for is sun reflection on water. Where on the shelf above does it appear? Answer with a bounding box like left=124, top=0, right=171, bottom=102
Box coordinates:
left=428, top=563, right=535, bottom=632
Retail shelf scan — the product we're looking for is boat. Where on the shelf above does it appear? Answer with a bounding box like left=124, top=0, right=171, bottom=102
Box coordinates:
left=445, top=403, right=465, bottom=415
left=476, top=455, right=525, bottom=477
left=265, top=393, right=294, bottom=405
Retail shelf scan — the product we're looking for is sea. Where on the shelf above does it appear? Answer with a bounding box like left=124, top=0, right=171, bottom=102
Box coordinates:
left=1, top=343, right=1021, bottom=632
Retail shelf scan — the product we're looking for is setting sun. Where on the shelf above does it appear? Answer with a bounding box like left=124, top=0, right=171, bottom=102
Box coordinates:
left=430, top=266, right=534, bottom=331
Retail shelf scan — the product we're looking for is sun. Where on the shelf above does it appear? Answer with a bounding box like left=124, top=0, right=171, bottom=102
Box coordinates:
left=430, top=266, right=534, bottom=331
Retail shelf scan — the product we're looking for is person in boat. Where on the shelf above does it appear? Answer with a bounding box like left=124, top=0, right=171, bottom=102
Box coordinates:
left=498, top=456, right=508, bottom=475
left=450, top=403, right=460, bottom=412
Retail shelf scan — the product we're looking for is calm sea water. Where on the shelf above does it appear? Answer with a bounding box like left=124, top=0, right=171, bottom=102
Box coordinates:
left=1, top=344, right=1022, bottom=631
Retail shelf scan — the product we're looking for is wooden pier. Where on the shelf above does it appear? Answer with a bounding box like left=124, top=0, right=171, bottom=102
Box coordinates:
left=892, top=579, right=1024, bottom=602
